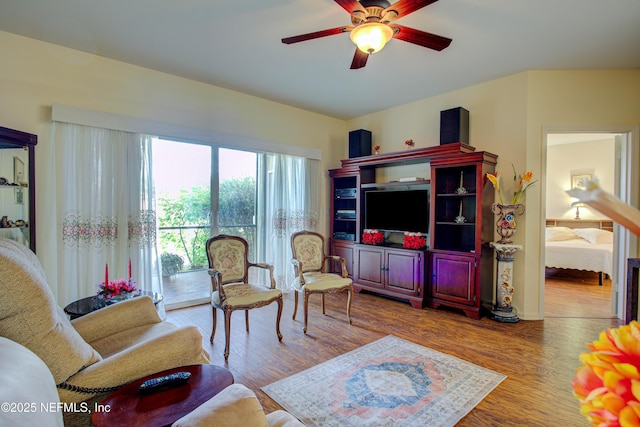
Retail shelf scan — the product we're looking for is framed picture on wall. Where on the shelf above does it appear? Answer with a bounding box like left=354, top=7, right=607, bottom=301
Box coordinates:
left=571, top=173, right=592, bottom=190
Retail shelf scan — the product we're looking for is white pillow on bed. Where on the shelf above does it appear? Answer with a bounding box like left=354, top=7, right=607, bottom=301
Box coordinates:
left=573, top=228, right=614, bottom=244
left=545, top=227, right=581, bottom=242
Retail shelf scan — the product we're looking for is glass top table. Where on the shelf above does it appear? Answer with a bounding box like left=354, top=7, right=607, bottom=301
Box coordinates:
left=63, top=290, right=163, bottom=320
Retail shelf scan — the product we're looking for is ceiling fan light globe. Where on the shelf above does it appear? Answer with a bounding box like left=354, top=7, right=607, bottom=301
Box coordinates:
left=350, top=22, right=393, bottom=54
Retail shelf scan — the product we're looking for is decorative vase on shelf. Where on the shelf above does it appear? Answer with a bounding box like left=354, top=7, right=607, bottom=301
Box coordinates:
left=491, top=203, right=525, bottom=244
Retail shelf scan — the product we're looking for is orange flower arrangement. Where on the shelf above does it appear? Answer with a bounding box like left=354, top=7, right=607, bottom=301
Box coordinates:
left=573, top=321, right=640, bottom=426
left=486, top=164, right=536, bottom=205
left=570, top=180, right=640, bottom=426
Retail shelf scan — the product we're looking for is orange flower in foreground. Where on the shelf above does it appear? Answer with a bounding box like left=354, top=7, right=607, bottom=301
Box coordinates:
left=573, top=321, right=640, bottom=426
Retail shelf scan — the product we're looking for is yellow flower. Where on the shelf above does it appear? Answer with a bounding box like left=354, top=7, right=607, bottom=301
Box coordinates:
left=573, top=321, right=640, bottom=426
left=486, top=172, right=503, bottom=204
left=487, top=165, right=537, bottom=205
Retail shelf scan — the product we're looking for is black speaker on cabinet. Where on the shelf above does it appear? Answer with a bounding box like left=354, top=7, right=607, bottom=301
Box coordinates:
left=440, top=107, right=469, bottom=145
left=348, top=129, right=372, bottom=158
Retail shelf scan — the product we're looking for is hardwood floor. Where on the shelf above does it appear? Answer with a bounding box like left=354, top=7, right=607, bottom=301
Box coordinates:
left=545, top=268, right=614, bottom=318
left=167, top=287, right=620, bottom=426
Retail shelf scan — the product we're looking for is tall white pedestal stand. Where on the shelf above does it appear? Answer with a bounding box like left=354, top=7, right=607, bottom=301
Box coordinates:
left=489, top=242, right=522, bottom=323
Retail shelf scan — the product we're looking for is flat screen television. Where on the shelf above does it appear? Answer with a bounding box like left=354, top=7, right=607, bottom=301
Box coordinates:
left=364, top=189, right=429, bottom=233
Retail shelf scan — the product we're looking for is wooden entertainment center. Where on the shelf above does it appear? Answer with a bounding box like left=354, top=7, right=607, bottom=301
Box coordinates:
left=329, top=142, right=497, bottom=319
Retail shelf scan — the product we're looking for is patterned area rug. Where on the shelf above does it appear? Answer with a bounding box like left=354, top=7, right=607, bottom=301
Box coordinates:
left=262, top=335, right=506, bottom=426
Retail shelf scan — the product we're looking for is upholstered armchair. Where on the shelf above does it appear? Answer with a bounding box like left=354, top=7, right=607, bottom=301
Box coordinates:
left=206, top=234, right=283, bottom=361
left=1, top=336, right=304, bottom=427
left=290, top=230, right=353, bottom=333
left=0, top=238, right=210, bottom=403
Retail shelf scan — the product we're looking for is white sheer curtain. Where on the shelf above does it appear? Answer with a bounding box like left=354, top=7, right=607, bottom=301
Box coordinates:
left=264, top=154, right=320, bottom=290
left=44, top=122, right=162, bottom=310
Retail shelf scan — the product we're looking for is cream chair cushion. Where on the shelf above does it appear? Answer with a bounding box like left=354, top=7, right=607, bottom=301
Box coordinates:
left=0, top=239, right=101, bottom=384
left=0, top=337, right=64, bottom=427
left=171, top=384, right=305, bottom=427
left=293, top=272, right=351, bottom=291
left=172, top=384, right=268, bottom=427
left=212, top=283, right=282, bottom=307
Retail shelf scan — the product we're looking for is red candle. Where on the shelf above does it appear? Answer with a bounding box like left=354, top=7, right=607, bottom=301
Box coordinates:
left=105, top=263, right=109, bottom=285
left=128, top=259, right=132, bottom=280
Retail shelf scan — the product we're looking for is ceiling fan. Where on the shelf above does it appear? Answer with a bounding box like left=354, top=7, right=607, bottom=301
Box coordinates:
left=282, top=0, right=452, bottom=69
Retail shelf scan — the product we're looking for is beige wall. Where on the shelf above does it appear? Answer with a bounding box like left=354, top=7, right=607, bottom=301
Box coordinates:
left=0, top=30, right=346, bottom=299
left=546, top=138, right=616, bottom=219
left=2, top=29, right=639, bottom=318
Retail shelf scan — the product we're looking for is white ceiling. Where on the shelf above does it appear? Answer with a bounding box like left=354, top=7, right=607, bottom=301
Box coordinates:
left=1, top=0, right=639, bottom=120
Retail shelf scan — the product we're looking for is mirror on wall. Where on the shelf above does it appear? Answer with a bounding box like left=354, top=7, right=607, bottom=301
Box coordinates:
left=0, top=126, right=37, bottom=252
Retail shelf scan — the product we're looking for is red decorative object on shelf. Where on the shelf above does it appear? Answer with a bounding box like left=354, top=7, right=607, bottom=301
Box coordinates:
left=362, top=229, right=384, bottom=245
left=403, top=232, right=426, bottom=249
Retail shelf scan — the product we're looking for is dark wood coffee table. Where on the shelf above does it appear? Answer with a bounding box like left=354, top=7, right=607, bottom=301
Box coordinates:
left=90, top=365, right=234, bottom=427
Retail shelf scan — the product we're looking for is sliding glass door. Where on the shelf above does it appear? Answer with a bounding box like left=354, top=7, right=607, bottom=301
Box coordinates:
left=153, top=139, right=258, bottom=308
left=217, top=148, right=259, bottom=257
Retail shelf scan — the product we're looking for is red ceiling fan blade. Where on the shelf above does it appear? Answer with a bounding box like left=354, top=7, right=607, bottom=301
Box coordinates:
left=334, top=0, right=367, bottom=15
left=282, top=27, right=351, bottom=44
left=384, top=0, right=439, bottom=20
left=391, top=24, right=451, bottom=51
left=350, top=48, right=369, bottom=69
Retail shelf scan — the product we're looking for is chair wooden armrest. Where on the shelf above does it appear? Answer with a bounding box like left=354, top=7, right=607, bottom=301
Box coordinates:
left=71, top=296, right=161, bottom=343
left=208, top=268, right=226, bottom=301
left=249, top=262, right=276, bottom=289
left=291, top=258, right=305, bottom=285
left=326, top=255, right=349, bottom=277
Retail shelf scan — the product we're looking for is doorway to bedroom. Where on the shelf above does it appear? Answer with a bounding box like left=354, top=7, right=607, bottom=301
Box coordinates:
left=544, top=133, right=619, bottom=318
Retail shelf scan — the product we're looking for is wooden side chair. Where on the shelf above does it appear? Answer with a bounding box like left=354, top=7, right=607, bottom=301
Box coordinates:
left=290, top=230, right=353, bottom=334
left=206, top=234, right=283, bottom=361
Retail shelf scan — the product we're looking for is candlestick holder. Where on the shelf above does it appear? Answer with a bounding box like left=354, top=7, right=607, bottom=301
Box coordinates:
left=454, top=200, right=466, bottom=223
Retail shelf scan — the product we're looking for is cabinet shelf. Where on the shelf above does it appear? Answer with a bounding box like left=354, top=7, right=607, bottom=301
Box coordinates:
left=361, top=180, right=430, bottom=190
left=436, top=193, right=476, bottom=197
left=429, top=152, right=497, bottom=319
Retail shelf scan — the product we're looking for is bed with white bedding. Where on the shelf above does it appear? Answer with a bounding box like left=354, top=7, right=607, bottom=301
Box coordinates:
left=544, top=219, right=614, bottom=285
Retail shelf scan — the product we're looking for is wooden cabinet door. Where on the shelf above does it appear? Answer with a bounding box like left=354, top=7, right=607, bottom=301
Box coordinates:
left=355, top=246, right=385, bottom=289
left=331, top=240, right=355, bottom=278
left=385, top=249, right=422, bottom=295
left=431, top=253, right=476, bottom=305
